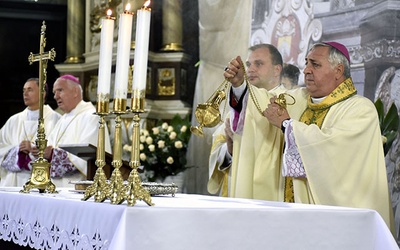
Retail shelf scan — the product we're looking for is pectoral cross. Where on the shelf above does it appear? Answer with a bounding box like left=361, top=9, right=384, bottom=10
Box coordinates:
left=21, top=21, right=57, bottom=194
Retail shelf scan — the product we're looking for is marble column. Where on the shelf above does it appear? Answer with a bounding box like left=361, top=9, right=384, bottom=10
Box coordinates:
left=65, top=0, right=85, bottom=63
left=161, top=0, right=183, bottom=51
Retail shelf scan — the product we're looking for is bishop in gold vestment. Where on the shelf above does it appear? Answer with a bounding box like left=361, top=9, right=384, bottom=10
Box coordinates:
left=264, top=42, right=394, bottom=233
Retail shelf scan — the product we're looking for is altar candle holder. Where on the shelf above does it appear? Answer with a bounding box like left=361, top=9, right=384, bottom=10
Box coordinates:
left=82, top=100, right=110, bottom=202
left=83, top=11, right=114, bottom=202
left=126, top=90, right=153, bottom=206
left=108, top=3, right=134, bottom=205
left=125, top=0, right=153, bottom=207
left=108, top=99, right=128, bottom=204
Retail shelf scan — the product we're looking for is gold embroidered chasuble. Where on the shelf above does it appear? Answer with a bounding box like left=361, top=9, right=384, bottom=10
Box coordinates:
left=287, top=78, right=394, bottom=232
left=208, top=85, right=288, bottom=201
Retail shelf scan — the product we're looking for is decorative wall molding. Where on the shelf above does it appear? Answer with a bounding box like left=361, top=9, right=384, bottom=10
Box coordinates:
left=350, top=39, right=400, bottom=64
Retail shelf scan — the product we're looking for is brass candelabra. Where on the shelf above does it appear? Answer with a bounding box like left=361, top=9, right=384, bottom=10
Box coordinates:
left=126, top=89, right=153, bottom=206
left=82, top=98, right=110, bottom=202
left=108, top=98, right=128, bottom=205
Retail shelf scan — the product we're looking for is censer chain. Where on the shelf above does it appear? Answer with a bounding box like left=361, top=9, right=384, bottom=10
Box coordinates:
left=242, top=65, right=264, bottom=116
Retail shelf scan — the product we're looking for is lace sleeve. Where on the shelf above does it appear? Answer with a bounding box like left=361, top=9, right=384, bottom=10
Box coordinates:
left=282, top=121, right=307, bottom=178
left=1, top=146, right=22, bottom=172
left=50, top=148, right=77, bottom=178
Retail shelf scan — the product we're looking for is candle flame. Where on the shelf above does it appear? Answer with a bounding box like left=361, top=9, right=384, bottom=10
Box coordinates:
left=125, top=3, right=131, bottom=11
left=143, top=0, right=150, bottom=8
left=106, top=9, right=112, bottom=16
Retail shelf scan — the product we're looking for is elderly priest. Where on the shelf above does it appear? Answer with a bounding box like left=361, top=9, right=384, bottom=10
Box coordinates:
left=31, top=74, right=112, bottom=187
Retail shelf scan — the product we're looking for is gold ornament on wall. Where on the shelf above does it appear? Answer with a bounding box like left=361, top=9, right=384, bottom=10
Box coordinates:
left=157, top=68, right=175, bottom=96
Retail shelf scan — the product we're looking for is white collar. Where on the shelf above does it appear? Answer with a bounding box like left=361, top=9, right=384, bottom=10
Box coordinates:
left=311, top=96, right=326, bottom=104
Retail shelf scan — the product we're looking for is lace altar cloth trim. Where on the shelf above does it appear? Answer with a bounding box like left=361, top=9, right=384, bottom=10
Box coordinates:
left=0, top=213, right=109, bottom=250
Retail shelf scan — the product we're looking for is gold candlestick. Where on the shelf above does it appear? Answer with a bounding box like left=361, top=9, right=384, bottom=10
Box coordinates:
left=108, top=98, right=127, bottom=204
left=21, top=21, right=57, bottom=194
left=126, top=90, right=153, bottom=206
left=82, top=98, right=110, bottom=202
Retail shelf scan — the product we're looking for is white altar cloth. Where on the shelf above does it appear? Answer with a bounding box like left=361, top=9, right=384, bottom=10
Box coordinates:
left=0, top=187, right=398, bottom=250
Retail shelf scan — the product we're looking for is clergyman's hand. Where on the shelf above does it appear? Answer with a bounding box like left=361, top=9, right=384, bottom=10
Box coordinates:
left=19, top=140, right=32, bottom=154
left=30, top=146, right=39, bottom=159
left=263, top=96, right=290, bottom=128
left=223, top=56, right=245, bottom=87
left=30, top=145, right=53, bottom=160
left=43, top=146, right=53, bottom=160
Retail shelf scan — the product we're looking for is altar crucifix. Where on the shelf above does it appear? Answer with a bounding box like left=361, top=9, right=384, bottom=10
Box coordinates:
left=21, top=21, right=57, bottom=194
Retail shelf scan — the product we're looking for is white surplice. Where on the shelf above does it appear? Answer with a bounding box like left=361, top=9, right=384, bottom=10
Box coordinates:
left=46, top=100, right=111, bottom=187
left=0, top=105, right=61, bottom=186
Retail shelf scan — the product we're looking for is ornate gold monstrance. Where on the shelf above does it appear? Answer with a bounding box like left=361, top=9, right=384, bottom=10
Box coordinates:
left=21, top=21, right=56, bottom=193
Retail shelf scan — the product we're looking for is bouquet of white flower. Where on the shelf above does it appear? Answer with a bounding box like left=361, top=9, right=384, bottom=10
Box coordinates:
left=123, top=114, right=191, bottom=182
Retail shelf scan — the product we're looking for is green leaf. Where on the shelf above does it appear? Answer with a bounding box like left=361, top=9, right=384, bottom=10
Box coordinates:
left=382, top=103, right=399, bottom=133
left=384, top=131, right=398, bottom=155
left=375, top=98, right=399, bottom=156
left=374, top=98, right=385, bottom=127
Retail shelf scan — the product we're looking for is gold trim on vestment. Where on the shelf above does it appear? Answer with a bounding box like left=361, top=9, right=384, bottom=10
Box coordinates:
left=222, top=169, right=229, bottom=197
left=211, top=133, right=230, bottom=196
left=284, top=177, right=294, bottom=203
left=300, top=78, right=357, bottom=127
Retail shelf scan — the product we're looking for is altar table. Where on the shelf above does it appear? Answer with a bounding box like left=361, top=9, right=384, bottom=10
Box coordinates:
left=0, top=187, right=398, bottom=250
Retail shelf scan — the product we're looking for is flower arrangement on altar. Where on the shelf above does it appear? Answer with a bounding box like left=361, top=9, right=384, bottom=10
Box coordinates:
left=123, top=114, right=191, bottom=182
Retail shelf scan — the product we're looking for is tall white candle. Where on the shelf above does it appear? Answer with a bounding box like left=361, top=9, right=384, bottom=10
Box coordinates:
left=114, top=4, right=133, bottom=99
left=97, top=10, right=115, bottom=97
left=132, top=1, right=151, bottom=91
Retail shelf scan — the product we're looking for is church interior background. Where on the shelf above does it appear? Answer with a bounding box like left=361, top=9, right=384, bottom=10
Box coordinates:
left=1, top=0, right=400, bottom=245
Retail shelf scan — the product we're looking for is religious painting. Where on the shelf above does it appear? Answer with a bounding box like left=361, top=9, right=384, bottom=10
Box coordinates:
left=271, top=15, right=301, bottom=65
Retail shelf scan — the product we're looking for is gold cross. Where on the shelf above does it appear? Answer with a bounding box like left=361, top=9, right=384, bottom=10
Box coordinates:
left=27, top=21, right=56, bottom=140
left=28, top=21, right=56, bottom=102
left=21, top=21, right=57, bottom=194
left=28, top=21, right=56, bottom=65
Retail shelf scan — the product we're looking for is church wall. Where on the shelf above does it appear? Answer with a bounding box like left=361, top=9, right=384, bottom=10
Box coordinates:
left=359, top=4, right=400, bottom=101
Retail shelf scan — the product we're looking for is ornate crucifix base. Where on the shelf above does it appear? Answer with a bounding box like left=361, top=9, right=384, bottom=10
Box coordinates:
left=20, top=158, right=57, bottom=194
